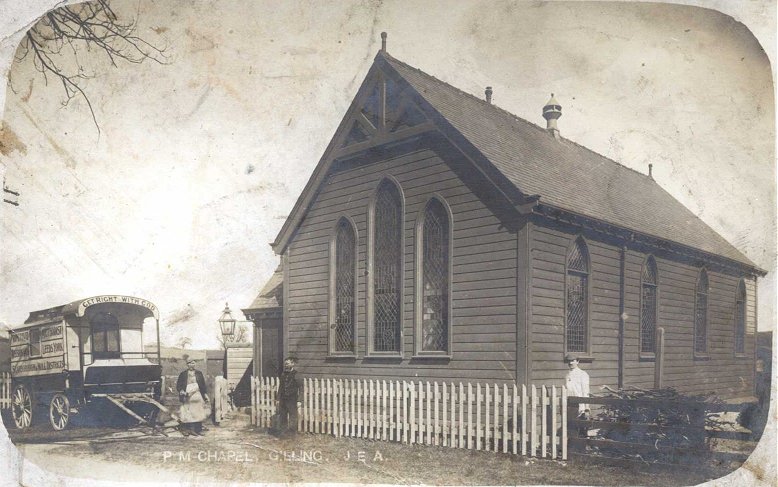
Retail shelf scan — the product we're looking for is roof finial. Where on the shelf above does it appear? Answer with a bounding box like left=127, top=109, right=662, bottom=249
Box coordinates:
left=485, top=86, right=493, bottom=104
left=542, top=93, right=562, bottom=139
left=381, top=32, right=387, bottom=52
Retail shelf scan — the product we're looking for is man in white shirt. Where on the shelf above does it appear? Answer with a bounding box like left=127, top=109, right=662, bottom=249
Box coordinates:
left=565, top=353, right=590, bottom=417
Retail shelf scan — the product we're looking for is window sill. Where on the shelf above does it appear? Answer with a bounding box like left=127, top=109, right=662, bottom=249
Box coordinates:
left=564, top=354, right=594, bottom=363
left=734, top=353, right=747, bottom=359
left=411, top=353, right=452, bottom=360
left=693, top=353, right=710, bottom=361
left=639, top=353, right=656, bottom=362
left=364, top=352, right=403, bottom=361
left=326, top=353, right=357, bottom=360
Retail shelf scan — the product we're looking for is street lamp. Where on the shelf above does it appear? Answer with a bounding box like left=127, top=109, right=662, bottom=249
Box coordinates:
left=218, top=302, right=236, bottom=339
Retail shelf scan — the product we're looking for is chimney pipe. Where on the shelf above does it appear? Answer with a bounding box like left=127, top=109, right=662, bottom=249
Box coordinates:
left=649, top=163, right=653, bottom=179
left=381, top=32, right=387, bottom=52
left=485, top=86, right=493, bottom=104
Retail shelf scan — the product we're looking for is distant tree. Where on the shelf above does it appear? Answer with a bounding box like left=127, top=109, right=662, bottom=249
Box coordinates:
left=216, top=324, right=249, bottom=349
left=176, top=336, right=192, bottom=349
left=13, top=0, right=167, bottom=132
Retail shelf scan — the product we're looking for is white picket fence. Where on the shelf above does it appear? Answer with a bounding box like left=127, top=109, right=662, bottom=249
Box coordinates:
left=0, top=372, right=11, bottom=409
left=251, top=376, right=567, bottom=460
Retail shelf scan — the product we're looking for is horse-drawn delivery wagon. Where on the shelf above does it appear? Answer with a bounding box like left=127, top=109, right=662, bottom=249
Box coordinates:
left=9, top=295, right=169, bottom=430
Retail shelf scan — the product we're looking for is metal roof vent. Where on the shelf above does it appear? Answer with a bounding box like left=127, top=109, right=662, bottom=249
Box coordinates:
left=542, top=93, right=562, bottom=139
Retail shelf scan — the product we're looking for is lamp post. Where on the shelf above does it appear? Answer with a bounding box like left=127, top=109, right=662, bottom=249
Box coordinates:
left=218, top=302, right=236, bottom=342
left=215, top=302, right=237, bottom=425
left=217, top=302, right=254, bottom=412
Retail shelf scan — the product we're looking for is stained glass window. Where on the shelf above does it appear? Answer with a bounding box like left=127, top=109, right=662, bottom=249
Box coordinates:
left=641, top=257, right=658, bottom=354
left=735, top=280, right=746, bottom=354
left=421, top=199, right=449, bottom=352
left=373, top=181, right=402, bottom=352
left=566, top=238, right=589, bottom=353
left=334, top=219, right=356, bottom=353
left=694, top=270, right=709, bottom=354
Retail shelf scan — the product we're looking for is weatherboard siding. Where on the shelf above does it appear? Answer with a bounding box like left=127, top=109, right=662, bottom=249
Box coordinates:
left=286, top=147, right=519, bottom=383
left=529, top=219, right=755, bottom=399
left=529, top=223, right=620, bottom=386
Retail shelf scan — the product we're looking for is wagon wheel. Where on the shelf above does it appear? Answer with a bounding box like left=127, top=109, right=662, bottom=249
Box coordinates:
left=11, top=384, right=33, bottom=429
left=49, top=393, right=70, bottom=431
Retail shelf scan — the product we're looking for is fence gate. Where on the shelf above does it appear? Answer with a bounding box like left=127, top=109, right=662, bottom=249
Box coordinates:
left=251, top=376, right=567, bottom=460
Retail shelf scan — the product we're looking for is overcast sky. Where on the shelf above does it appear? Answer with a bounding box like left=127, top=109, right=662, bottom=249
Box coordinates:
left=0, top=0, right=774, bottom=349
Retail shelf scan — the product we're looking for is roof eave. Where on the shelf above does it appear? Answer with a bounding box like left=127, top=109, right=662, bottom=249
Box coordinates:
left=272, top=59, right=389, bottom=254
left=536, top=204, right=766, bottom=277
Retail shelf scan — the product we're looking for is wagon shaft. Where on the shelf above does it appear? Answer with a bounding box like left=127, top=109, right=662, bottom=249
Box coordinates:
left=92, top=392, right=181, bottom=430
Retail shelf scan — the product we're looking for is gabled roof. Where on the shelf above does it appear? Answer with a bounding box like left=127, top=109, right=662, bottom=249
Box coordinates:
left=273, top=50, right=762, bottom=274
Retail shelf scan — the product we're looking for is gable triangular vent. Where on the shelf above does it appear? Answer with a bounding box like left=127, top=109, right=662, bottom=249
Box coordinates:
left=388, top=103, right=427, bottom=133
left=360, top=82, right=382, bottom=130
left=336, top=71, right=431, bottom=152
left=341, top=121, right=371, bottom=147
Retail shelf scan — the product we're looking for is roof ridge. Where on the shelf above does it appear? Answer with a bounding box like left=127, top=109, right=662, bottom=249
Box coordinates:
left=381, top=51, right=658, bottom=185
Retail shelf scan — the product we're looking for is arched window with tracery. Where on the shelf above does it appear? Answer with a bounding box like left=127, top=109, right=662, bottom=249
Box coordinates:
left=415, top=197, right=451, bottom=355
left=330, top=218, right=356, bottom=354
left=734, top=279, right=746, bottom=355
left=566, top=237, right=589, bottom=354
left=370, top=179, right=403, bottom=353
left=694, top=269, right=709, bottom=355
left=640, top=256, right=658, bottom=354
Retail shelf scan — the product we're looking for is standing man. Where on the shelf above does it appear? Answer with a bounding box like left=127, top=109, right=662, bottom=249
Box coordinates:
left=177, top=357, right=209, bottom=436
left=565, top=353, right=590, bottom=417
left=276, top=357, right=301, bottom=437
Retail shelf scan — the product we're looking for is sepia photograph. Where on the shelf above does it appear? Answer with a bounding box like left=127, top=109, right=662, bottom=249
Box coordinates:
left=0, top=1, right=775, bottom=485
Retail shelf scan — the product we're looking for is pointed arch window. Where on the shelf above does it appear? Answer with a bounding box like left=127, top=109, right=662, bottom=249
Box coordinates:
left=415, top=197, right=452, bottom=355
left=566, top=237, right=590, bottom=354
left=368, top=179, right=403, bottom=354
left=640, top=257, right=658, bottom=354
left=735, top=279, right=746, bottom=355
left=694, top=269, right=709, bottom=355
left=329, top=218, right=357, bottom=355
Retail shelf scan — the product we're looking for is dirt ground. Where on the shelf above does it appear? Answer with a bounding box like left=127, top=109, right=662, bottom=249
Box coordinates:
left=3, top=412, right=744, bottom=486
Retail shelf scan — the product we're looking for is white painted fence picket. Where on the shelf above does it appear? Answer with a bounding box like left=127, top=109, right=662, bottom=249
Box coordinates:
left=0, top=372, right=11, bottom=409
left=251, top=376, right=567, bottom=460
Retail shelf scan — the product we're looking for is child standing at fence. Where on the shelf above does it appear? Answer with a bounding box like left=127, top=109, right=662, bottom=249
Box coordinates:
left=565, top=353, right=590, bottom=414
left=275, top=357, right=301, bottom=437
left=565, top=353, right=590, bottom=440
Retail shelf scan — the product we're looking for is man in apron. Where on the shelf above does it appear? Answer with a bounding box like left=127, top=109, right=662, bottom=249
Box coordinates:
left=177, top=358, right=210, bottom=436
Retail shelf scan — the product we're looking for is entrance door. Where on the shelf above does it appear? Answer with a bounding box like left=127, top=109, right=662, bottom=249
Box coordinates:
left=260, top=318, right=283, bottom=377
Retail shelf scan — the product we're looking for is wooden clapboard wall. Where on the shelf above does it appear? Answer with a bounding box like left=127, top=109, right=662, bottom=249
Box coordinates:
left=285, top=143, right=521, bottom=383
left=226, top=346, right=253, bottom=388
left=529, top=218, right=756, bottom=399
left=281, top=135, right=755, bottom=395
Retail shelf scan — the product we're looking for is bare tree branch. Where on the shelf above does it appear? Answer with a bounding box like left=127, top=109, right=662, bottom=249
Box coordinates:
left=15, top=0, right=168, bottom=134
left=216, top=325, right=250, bottom=350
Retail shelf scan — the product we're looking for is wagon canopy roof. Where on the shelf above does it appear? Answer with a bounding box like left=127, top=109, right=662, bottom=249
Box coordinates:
left=20, top=295, right=159, bottom=327
left=272, top=50, right=762, bottom=274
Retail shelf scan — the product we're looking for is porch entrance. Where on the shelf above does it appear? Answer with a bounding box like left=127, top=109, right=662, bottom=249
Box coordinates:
left=256, top=317, right=283, bottom=378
